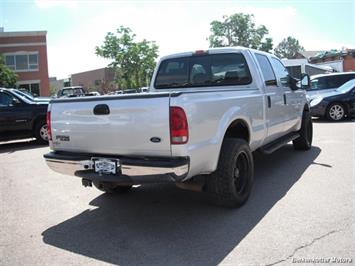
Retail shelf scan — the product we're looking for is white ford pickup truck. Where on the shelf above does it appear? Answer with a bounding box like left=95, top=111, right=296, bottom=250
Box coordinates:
left=44, top=47, right=313, bottom=207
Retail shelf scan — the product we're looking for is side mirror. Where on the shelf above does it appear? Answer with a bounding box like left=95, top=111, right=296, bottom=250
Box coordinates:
left=12, top=98, right=22, bottom=106
left=300, top=74, right=310, bottom=89
left=289, top=76, right=299, bottom=91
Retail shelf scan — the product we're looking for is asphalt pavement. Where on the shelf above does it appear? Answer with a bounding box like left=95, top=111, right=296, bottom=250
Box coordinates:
left=1, top=119, right=354, bottom=266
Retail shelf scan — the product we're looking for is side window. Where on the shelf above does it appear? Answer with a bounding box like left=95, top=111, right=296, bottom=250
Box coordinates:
left=327, top=76, right=343, bottom=88
left=255, top=54, right=276, bottom=84
left=0, top=92, right=18, bottom=107
left=74, top=89, right=83, bottom=95
left=271, top=58, right=289, bottom=86
left=310, top=77, right=327, bottom=90
left=62, top=89, right=73, bottom=96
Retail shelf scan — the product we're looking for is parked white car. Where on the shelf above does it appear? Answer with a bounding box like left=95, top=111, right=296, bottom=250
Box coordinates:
left=44, top=47, right=312, bottom=207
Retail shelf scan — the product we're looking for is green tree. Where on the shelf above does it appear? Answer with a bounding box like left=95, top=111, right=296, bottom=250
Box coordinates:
left=49, top=84, right=58, bottom=96
left=0, top=55, right=17, bottom=87
left=274, top=36, right=305, bottom=59
left=95, top=26, right=159, bottom=90
left=208, top=13, right=273, bottom=52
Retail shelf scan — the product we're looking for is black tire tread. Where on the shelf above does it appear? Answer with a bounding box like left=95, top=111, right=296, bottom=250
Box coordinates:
left=293, top=111, right=312, bottom=151
left=34, top=120, right=48, bottom=144
left=207, top=138, right=254, bottom=208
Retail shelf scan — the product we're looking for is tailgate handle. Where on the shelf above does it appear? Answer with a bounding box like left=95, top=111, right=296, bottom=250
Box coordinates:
left=93, top=104, right=110, bottom=115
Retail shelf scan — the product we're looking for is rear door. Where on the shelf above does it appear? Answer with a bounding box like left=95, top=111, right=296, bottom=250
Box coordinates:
left=0, top=92, right=31, bottom=135
left=50, top=94, right=172, bottom=157
left=254, top=53, right=286, bottom=142
left=270, top=57, right=302, bottom=132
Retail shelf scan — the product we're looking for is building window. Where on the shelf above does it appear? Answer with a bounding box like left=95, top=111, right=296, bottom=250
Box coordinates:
left=29, top=54, right=38, bottom=69
left=18, top=83, right=40, bottom=96
left=4, top=53, right=39, bottom=72
left=95, top=79, right=101, bottom=86
left=5, top=56, right=15, bottom=70
left=16, top=55, right=28, bottom=70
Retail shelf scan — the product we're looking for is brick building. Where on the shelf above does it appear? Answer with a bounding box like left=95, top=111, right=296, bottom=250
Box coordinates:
left=71, top=67, right=117, bottom=94
left=0, top=29, right=49, bottom=96
left=296, top=49, right=355, bottom=72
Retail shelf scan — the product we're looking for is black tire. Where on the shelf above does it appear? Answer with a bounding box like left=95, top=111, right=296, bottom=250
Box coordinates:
left=34, top=120, right=49, bottom=144
left=326, top=103, right=346, bottom=121
left=93, top=181, right=132, bottom=194
left=293, top=111, right=313, bottom=150
left=206, top=138, right=254, bottom=208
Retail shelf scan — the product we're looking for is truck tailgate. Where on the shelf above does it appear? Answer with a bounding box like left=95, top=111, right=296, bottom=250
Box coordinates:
left=50, top=95, right=171, bottom=157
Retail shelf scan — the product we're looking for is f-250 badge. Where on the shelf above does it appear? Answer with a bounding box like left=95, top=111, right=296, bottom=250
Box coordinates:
left=56, top=135, right=70, bottom=141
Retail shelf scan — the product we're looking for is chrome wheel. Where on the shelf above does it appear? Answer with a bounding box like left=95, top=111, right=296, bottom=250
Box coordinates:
left=329, top=104, right=344, bottom=121
left=39, top=124, right=48, bottom=141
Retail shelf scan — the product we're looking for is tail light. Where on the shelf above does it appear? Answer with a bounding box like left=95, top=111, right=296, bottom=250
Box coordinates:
left=170, top=107, right=188, bottom=144
left=46, top=111, right=52, bottom=141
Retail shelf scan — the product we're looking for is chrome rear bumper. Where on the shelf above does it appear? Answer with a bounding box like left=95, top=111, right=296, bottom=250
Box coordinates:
left=44, top=152, right=189, bottom=184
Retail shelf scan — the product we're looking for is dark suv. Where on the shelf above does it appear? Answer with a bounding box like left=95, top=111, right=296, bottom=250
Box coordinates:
left=0, top=88, right=49, bottom=144
left=307, top=72, right=355, bottom=97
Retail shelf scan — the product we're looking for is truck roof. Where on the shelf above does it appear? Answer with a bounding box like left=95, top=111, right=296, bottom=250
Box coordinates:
left=159, top=46, right=270, bottom=61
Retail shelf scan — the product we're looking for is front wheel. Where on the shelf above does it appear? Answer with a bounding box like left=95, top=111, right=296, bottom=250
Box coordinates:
left=327, top=103, right=345, bottom=121
left=93, top=181, right=132, bottom=194
left=206, top=138, right=254, bottom=208
left=293, top=111, right=313, bottom=150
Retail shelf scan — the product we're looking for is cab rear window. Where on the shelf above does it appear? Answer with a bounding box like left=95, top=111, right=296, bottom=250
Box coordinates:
left=154, top=53, right=252, bottom=89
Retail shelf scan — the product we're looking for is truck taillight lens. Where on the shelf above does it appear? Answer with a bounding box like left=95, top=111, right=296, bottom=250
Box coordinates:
left=46, top=111, right=52, bottom=141
left=170, top=107, right=188, bottom=144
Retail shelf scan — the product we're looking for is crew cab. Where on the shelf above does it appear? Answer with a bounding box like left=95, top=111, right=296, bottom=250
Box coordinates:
left=44, top=47, right=312, bottom=207
left=0, top=88, right=49, bottom=143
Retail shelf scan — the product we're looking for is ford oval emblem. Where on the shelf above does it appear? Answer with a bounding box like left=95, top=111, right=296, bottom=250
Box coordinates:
left=150, top=137, right=161, bottom=143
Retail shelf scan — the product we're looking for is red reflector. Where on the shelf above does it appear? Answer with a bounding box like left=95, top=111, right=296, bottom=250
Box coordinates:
left=170, top=107, right=188, bottom=144
left=46, top=111, right=52, bottom=141
left=194, top=50, right=206, bottom=54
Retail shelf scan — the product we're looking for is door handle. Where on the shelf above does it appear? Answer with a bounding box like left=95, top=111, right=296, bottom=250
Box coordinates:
left=267, top=96, right=271, bottom=108
left=93, top=104, right=110, bottom=115
left=283, top=94, right=287, bottom=105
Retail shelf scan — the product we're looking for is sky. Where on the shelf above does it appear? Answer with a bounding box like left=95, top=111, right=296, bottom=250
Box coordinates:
left=1, top=0, right=354, bottom=79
